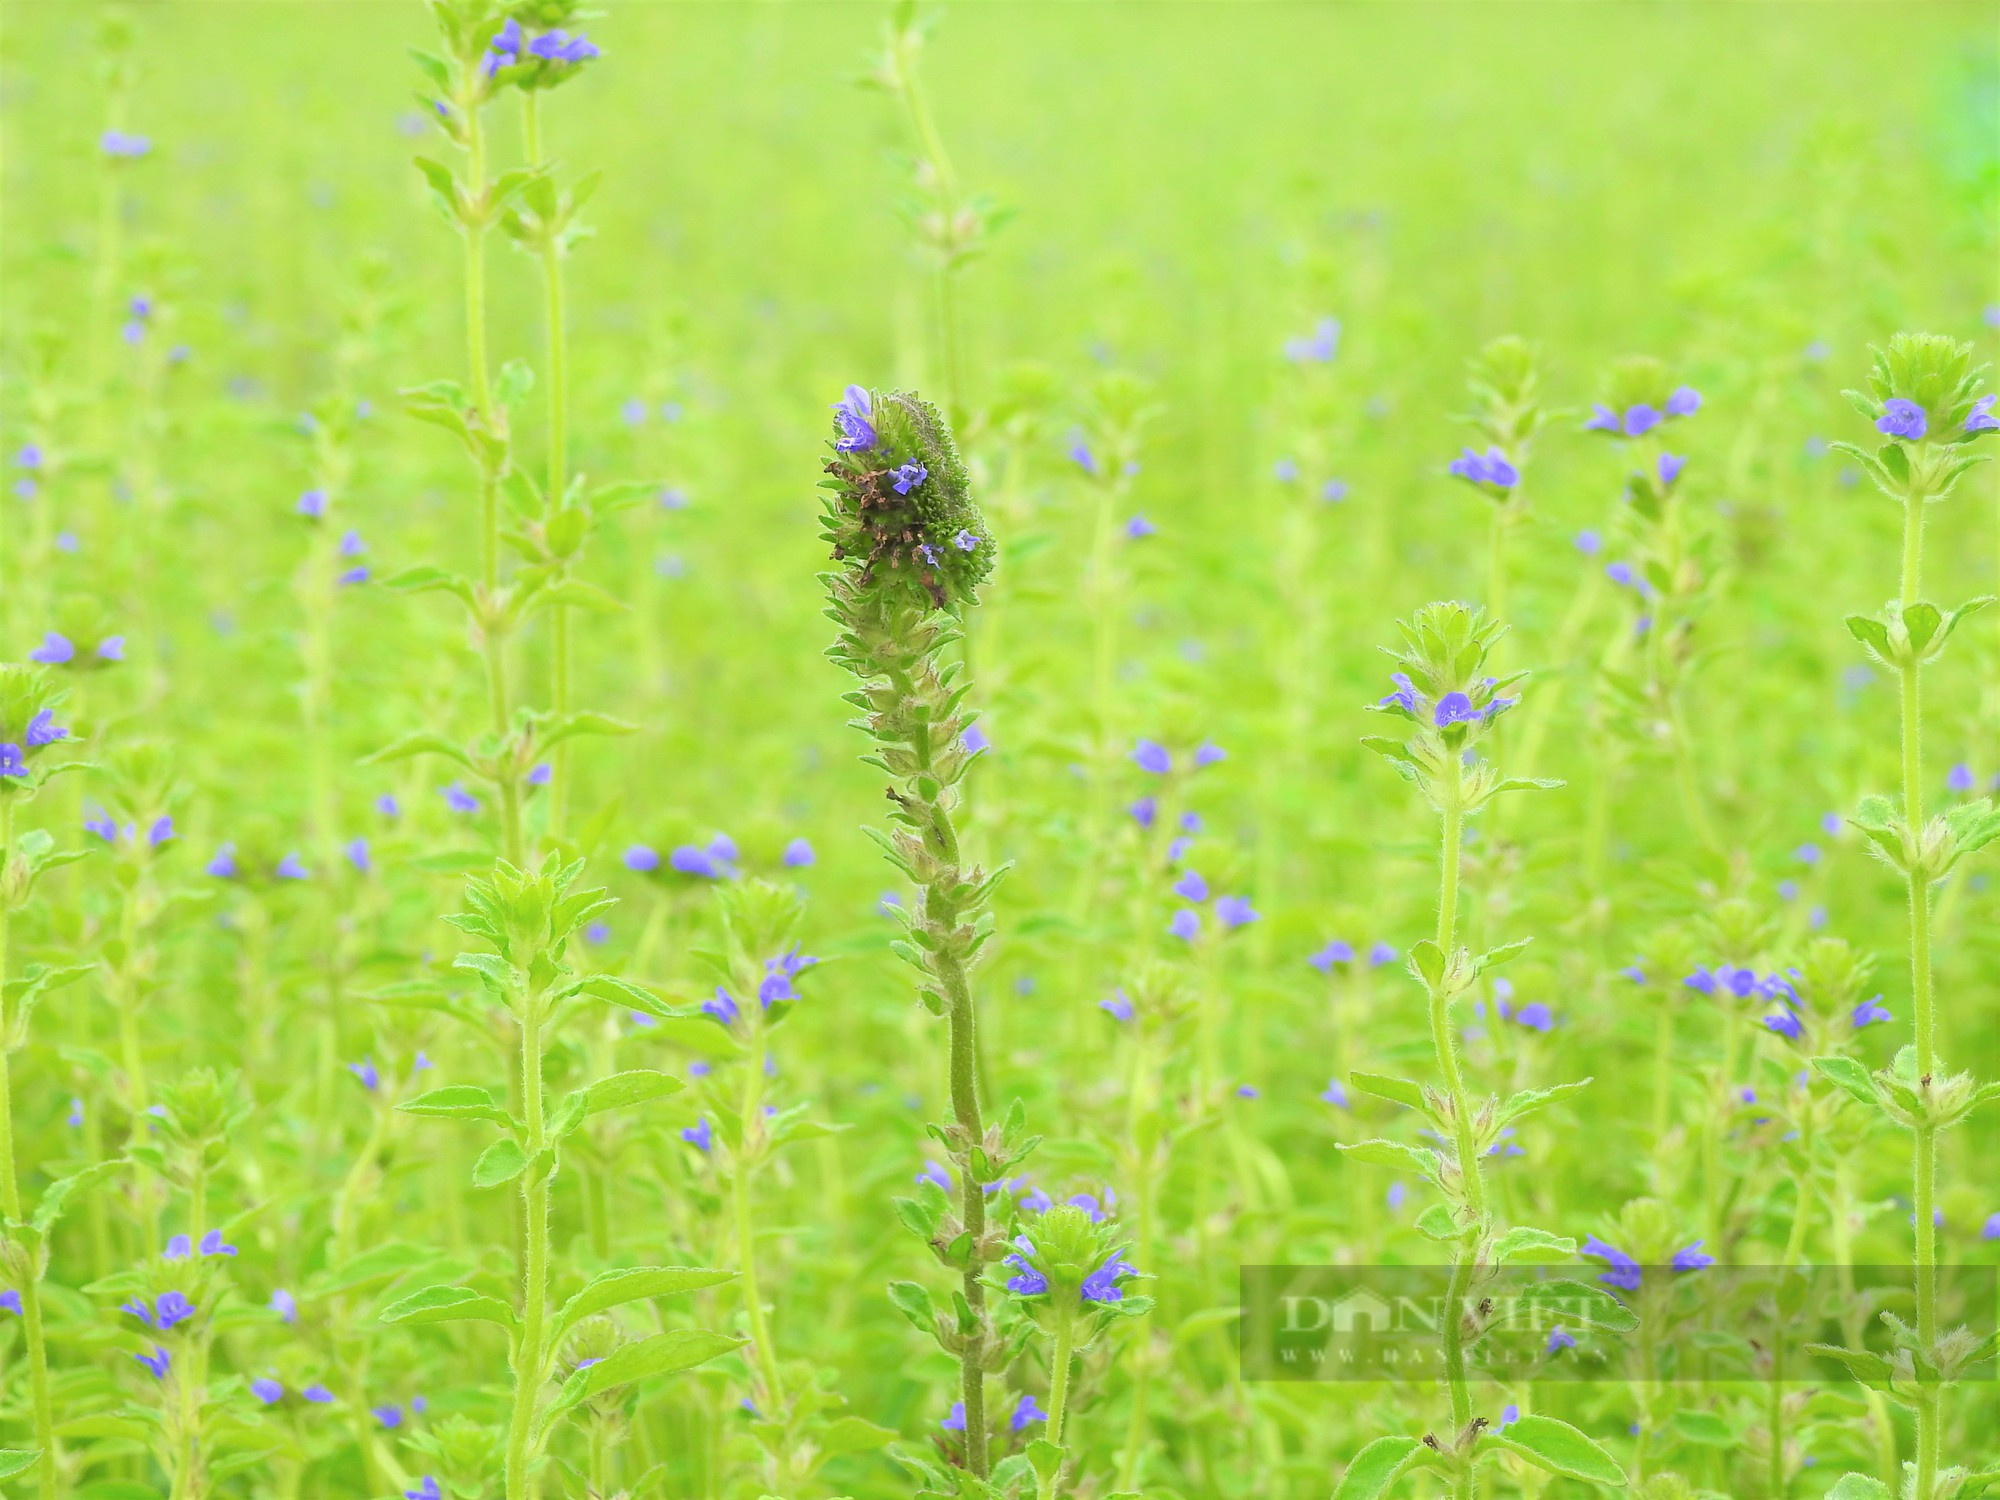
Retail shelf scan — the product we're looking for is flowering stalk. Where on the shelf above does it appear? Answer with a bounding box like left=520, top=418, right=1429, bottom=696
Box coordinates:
left=1811, top=336, right=2000, bottom=1500
left=1338, top=605, right=1627, bottom=1500
left=818, top=386, right=1029, bottom=1478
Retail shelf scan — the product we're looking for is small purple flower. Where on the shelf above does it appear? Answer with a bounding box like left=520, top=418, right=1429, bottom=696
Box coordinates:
left=102, top=130, right=152, bottom=158
left=1581, top=1234, right=1642, bottom=1292
left=1319, top=1079, right=1349, bottom=1108
left=1665, top=387, right=1702, bottom=418
left=1172, top=869, right=1209, bottom=902
left=1967, top=395, right=1999, bottom=434
left=1621, top=964, right=1646, bottom=984
left=373, top=1405, right=403, bottom=1429
left=28, top=632, right=73, bottom=665
left=1235, top=1084, right=1259, bottom=1099
left=681, top=1118, right=714, bottom=1153
left=1585, top=403, right=1621, bottom=432
left=941, top=1401, right=967, bottom=1432
left=1432, top=692, right=1479, bottom=727
left=1623, top=405, right=1662, bottom=437
left=252, top=1377, right=284, bottom=1405
left=1368, top=941, right=1396, bottom=966
left=406, top=1481, right=443, bottom=1500
left=1386, top=1182, right=1408, bottom=1211
left=1068, top=435, right=1100, bottom=476
left=1513, top=1002, right=1555, bottom=1032
left=135, top=1346, right=171, bottom=1379
left=953, top=528, right=978, bottom=551
left=1309, top=939, right=1355, bottom=973
left=1100, top=990, right=1135, bottom=1021
left=0, top=745, right=25, bottom=779
left=97, top=636, right=125, bottom=661
left=832, top=385, right=876, bottom=453
left=782, top=837, right=815, bottom=868
left=889, top=461, right=927, bottom=495
left=527, top=29, right=600, bottom=64
left=1132, top=739, right=1171, bottom=774
left=1983, top=1212, right=2000, bottom=1242
left=1657, top=453, right=1685, bottom=486
left=1215, top=895, right=1258, bottom=929
left=1672, top=1240, right=1714, bottom=1271
left=1876, top=399, right=1926, bottom=441
left=1194, top=740, right=1226, bottom=766
left=1165, top=835, right=1192, bottom=862
left=1080, top=1251, right=1137, bottom=1304
left=623, top=844, right=659, bottom=872
left=304, top=1384, right=335, bottom=1404
left=1948, top=763, right=1976, bottom=793
left=1501, top=1402, right=1520, bottom=1428
left=1129, top=795, right=1158, bottom=828
left=1168, top=908, right=1200, bottom=941
left=1852, top=996, right=1892, bottom=1028
left=1763, top=1011, right=1804, bottom=1042
left=84, top=812, right=117, bottom=842
left=702, top=988, right=741, bottom=1027
left=199, top=1230, right=237, bottom=1257
left=206, top=843, right=239, bottom=879
left=1447, top=446, right=1518, bottom=489
left=1546, top=1327, right=1576, bottom=1354
left=272, top=1289, right=298, bottom=1323
left=915, top=1161, right=951, bottom=1192
left=0, top=1291, right=18, bottom=1315
left=1283, top=316, right=1340, bottom=363
left=1272, top=457, right=1299, bottom=483
left=1123, top=513, right=1155, bottom=540
left=527, top=762, right=552, bottom=786
left=443, top=782, right=479, bottom=813
left=1321, top=479, right=1348, bottom=502
left=66, top=1096, right=82, bottom=1127
left=345, top=838, right=371, bottom=873
left=24, top=709, right=65, bottom=748
left=376, top=793, right=400, bottom=818
left=670, top=844, right=723, bottom=878
left=154, top=1291, right=195, bottom=1330
left=1575, top=529, right=1603, bottom=555
left=1379, top=672, right=1419, bottom=714
left=276, top=852, right=309, bottom=880
left=961, top=723, right=990, bottom=754
left=1010, top=1392, right=1048, bottom=1431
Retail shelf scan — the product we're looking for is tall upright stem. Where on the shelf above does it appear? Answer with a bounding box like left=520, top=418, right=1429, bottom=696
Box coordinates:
left=733, top=1048, right=786, bottom=1412
left=506, top=990, right=549, bottom=1500
left=1036, top=1309, right=1077, bottom=1500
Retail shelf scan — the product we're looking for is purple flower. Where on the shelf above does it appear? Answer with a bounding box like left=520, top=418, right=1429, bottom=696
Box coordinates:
left=1379, top=672, right=1419, bottom=713
left=1368, top=941, right=1397, bottom=966
left=407, top=1481, right=443, bottom=1500
left=272, top=1289, right=298, bottom=1324
left=349, top=1057, right=381, bottom=1091
left=1665, top=387, right=1702, bottom=418
left=1512, top=1002, right=1555, bottom=1032
left=889, top=462, right=927, bottom=495
left=1433, top=692, right=1479, bottom=727
left=373, top=1405, right=403, bottom=1429
left=1657, top=453, right=1685, bottom=486
left=1581, top=1235, right=1642, bottom=1292
left=0, top=1291, right=18, bottom=1315
left=1967, top=395, right=1998, bottom=434
left=1215, top=895, right=1258, bottom=929
left=914, top=1161, right=952, bottom=1193
left=1852, top=996, right=1892, bottom=1028
left=84, top=812, right=117, bottom=842
left=1763, top=1011, right=1804, bottom=1042
left=526, top=762, right=552, bottom=786
left=1004, top=1237, right=1050, bottom=1296
left=66, top=1097, right=82, bottom=1127
left=1283, top=316, right=1340, bottom=363
left=1068, top=435, right=1100, bottom=476
left=1683, top=966, right=1717, bottom=996
left=1575, top=529, right=1603, bottom=555
left=782, top=837, right=815, bottom=868
left=1386, top=1182, right=1408, bottom=1211
left=338, top=565, right=369, bottom=586
left=1081, top=1251, right=1137, bottom=1304
left=1876, top=399, right=1927, bottom=441
left=341, top=838, right=371, bottom=874
left=1172, top=869, right=1209, bottom=902
left=1546, top=1327, right=1576, bottom=1354
left=1585, top=403, right=1621, bottom=433
left=526, top=29, right=599, bottom=63
left=24, top=710, right=64, bottom=748
left=941, top=1401, right=967, bottom=1432
left=0, top=745, right=25, bottom=779
left=1168, top=908, right=1200, bottom=941
left=680, top=1118, right=714, bottom=1153
left=623, top=844, right=659, bottom=872
left=377, top=793, right=401, bottom=819
left=702, top=988, right=741, bottom=1027
left=953, top=528, right=978, bottom=551
left=154, top=1291, right=195, bottom=1330
left=961, top=723, right=990, bottom=754
left=1621, top=964, right=1646, bottom=984
left=1129, top=795, right=1158, bottom=828
left=303, top=1384, right=335, bottom=1404
left=1984, top=1213, right=2000, bottom=1242
left=1447, top=447, right=1518, bottom=489
left=1321, top=479, right=1349, bottom=502
left=1194, top=739, right=1226, bottom=766
left=135, top=1346, right=171, bottom=1379
left=252, top=1377, right=284, bottom=1405
left=670, top=844, right=724, bottom=878
left=1010, top=1392, right=1048, bottom=1431
left=1123, top=513, right=1155, bottom=540
left=1672, top=1240, right=1714, bottom=1271
left=832, top=385, right=876, bottom=453
left=1100, top=989, right=1135, bottom=1021
left=443, top=782, right=479, bottom=813
left=198, top=1230, right=236, bottom=1257
left=1501, top=1402, right=1520, bottom=1428
left=1948, top=763, right=1976, bottom=793
left=102, top=130, right=152, bottom=158
left=1319, top=1079, right=1349, bottom=1108
left=97, top=636, right=125, bottom=661
left=1235, top=1084, right=1260, bottom=1099
left=1309, top=939, right=1355, bottom=973
left=1132, top=739, right=1171, bottom=774
left=1623, top=405, right=1662, bottom=437
left=28, top=632, right=73, bottom=665
left=276, top=852, right=309, bottom=880
left=1165, top=835, right=1192, bottom=862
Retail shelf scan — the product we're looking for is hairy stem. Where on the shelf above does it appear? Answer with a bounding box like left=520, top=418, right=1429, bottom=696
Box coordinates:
left=506, top=989, right=549, bottom=1500
left=1038, top=1309, right=1076, bottom=1500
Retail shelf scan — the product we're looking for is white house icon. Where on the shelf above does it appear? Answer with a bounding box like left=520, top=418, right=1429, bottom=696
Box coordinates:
left=1329, top=1288, right=1395, bottom=1334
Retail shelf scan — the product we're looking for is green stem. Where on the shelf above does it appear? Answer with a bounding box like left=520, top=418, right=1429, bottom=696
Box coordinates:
left=506, top=990, right=550, bottom=1500
left=1037, top=1309, right=1076, bottom=1500
left=733, top=1048, right=786, bottom=1412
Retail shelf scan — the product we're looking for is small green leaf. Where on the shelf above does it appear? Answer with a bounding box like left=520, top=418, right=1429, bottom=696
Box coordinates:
left=573, top=973, right=681, bottom=1021
left=1025, top=1439, right=1065, bottom=1485
left=1334, top=1139, right=1438, bottom=1180
left=471, top=1138, right=528, bottom=1188
left=1348, top=1072, right=1426, bottom=1110
left=1490, top=1414, right=1626, bottom=1486
left=1667, top=1409, right=1733, bottom=1445
left=0, top=1451, right=38, bottom=1481
left=1824, top=1476, right=1892, bottom=1500
left=1809, top=1056, right=1882, bottom=1113
left=1413, top=1203, right=1462, bottom=1242
left=553, top=1265, right=734, bottom=1336
left=1332, top=1435, right=1425, bottom=1500
left=379, top=1284, right=517, bottom=1330
left=1492, top=1226, right=1577, bottom=1262
left=399, top=1085, right=516, bottom=1129
left=817, top=1415, right=897, bottom=1457
left=577, top=1069, right=682, bottom=1117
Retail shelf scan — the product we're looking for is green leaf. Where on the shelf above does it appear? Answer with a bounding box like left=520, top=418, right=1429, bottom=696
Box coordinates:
left=1334, top=1139, right=1438, bottom=1180
left=542, top=1329, right=744, bottom=1431
left=1809, top=1056, right=1882, bottom=1113
left=818, top=1415, right=897, bottom=1457
left=399, top=1085, right=516, bottom=1129
left=1025, top=1439, right=1065, bottom=1485
left=573, top=973, right=681, bottom=1021
left=471, top=1138, right=529, bottom=1188
left=379, top=1284, right=517, bottom=1330
left=1667, top=1409, right=1733, bottom=1445
left=1413, top=1203, right=1462, bottom=1242
left=553, top=1266, right=734, bottom=1336
left=31, top=1158, right=123, bottom=1235
left=1406, top=940, right=1447, bottom=988
left=1824, top=1477, right=1892, bottom=1500
left=1494, top=1079, right=1591, bottom=1128
left=363, top=730, right=475, bottom=770
left=1332, top=1435, right=1425, bottom=1500
left=1805, top=1341, right=1893, bottom=1387
left=1513, top=1278, right=1639, bottom=1333
left=0, top=1452, right=38, bottom=1481
left=1492, top=1226, right=1577, bottom=1262
left=1490, top=1414, right=1627, bottom=1486
left=577, top=1069, right=682, bottom=1117
left=886, top=1280, right=936, bottom=1332
left=1348, top=1072, right=1426, bottom=1110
